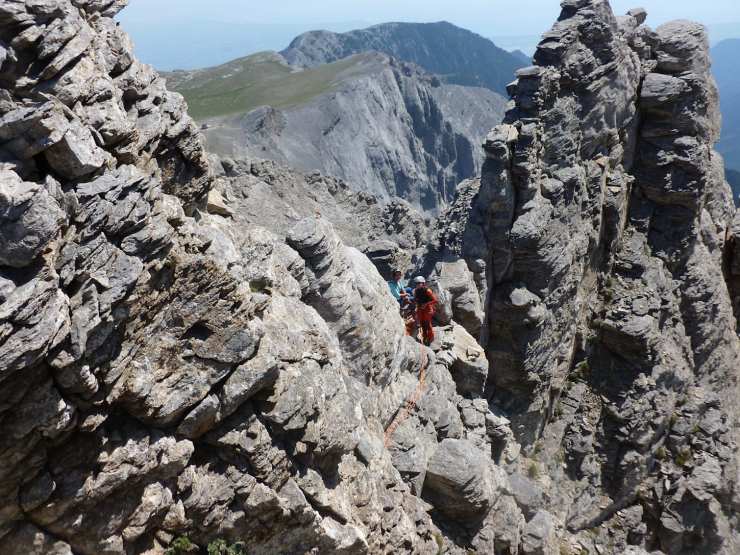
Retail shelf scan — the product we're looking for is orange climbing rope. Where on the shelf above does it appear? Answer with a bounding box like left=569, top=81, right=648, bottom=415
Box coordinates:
left=383, top=341, right=430, bottom=447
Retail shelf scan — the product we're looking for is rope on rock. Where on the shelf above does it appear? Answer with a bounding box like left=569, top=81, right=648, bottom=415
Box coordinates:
left=383, top=341, right=429, bottom=448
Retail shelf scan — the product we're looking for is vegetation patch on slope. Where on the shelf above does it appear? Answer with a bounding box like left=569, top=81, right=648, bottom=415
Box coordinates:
left=165, top=52, right=365, bottom=120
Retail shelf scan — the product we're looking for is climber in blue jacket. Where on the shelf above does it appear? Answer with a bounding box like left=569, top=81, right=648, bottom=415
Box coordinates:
left=387, top=270, right=407, bottom=304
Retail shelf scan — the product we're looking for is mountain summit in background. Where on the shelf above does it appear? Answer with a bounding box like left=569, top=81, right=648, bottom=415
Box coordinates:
left=163, top=20, right=523, bottom=211
left=281, top=21, right=526, bottom=95
left=111, top=19, right=371, bottom=71
left=167, top=51, right=507, bottom=211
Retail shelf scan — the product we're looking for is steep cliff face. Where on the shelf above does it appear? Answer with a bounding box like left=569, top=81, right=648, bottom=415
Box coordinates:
left=426, top=1, right=740, bottom=552
left=281, top=21, right=525, bottom=95
left=171, top=52, right=506, bottom=212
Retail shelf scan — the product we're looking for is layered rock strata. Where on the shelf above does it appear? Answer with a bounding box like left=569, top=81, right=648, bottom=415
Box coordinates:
left=0, top=2, right=522, bottom=553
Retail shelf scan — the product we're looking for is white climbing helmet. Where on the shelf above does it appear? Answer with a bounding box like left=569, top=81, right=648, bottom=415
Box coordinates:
left=414, top=276, right=427, bottom=284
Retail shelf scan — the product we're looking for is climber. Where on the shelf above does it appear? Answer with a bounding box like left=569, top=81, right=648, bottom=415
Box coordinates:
left=403, top=285, right=416, bottom=302
left=413, top=276, right=437, bottom=346
left=387, top=270, right=407, bottom=305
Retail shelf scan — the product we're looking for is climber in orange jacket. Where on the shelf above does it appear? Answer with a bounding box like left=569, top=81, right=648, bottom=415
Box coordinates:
left=413, top=276, right=437, bottom=346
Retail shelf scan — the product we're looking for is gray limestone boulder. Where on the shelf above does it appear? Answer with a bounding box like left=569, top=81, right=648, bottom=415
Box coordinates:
left=521, top=510, right=561, bottom=555
left=0, top=276, right=70, bottom=379
left=654, top=20, right=711, bottom=74
left=508, top=473, right=546, bottom=520
left=431, top=260, right=484, bottom=338
left=436, top=324, right=488, bottom=397
left=44, top=117, right=109, bottom=179
left=422, top=438, right=500, bottom=522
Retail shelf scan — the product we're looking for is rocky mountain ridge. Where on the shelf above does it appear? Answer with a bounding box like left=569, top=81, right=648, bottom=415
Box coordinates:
left=0, top=1, right=739, bottom=555
left=281, top=21, right=525, bottom=96
left=168, top=51, right=507, bottom=212
left=0, top=1, right=509, bottom=553
left=207, top=155, right=431, bottom=278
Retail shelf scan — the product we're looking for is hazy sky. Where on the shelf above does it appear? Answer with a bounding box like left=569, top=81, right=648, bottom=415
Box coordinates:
left=120, top=0, right=739, bottom=36
left=118, top=0, right=740, bottom=69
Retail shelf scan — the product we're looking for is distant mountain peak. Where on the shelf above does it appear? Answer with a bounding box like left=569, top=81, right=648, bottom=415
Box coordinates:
left=712, top=39, right=740, bottom=174
left=281, top=21, right=526, bottom=95
left=166, top=46, right=507, bottom=212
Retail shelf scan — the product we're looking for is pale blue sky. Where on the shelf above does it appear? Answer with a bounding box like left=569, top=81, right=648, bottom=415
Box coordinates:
left=120, top=0, right=738, bottom=34
left=118, top=0, right=740, bottom=69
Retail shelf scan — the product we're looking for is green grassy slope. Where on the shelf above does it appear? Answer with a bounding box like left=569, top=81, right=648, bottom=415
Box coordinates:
left=165, top=52, right=364, bottom=120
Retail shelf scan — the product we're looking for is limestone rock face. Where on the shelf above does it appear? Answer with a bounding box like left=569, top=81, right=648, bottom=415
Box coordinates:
left=0, top=0, right=210, bottom=210
left=0, top=169, right=65, bottom=267
left=429, top=260, right=484, bottom=339
left=422, top=438, right=500, bottom=521
left=436, top=324, right=488, bottom=397
left=428, top=1, right=740, bottom=553
left=520, top=510, right=561, bottom=555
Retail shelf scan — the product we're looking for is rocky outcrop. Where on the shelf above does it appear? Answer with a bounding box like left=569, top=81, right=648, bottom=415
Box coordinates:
left=428, top=259, right=484, bottom=339
left=187, top=53, right=507, bottom=212
left=208, top=156, right=430, bottom=279
left=0, top=2, right=523, bottom=553
left=440, top=1, right=740, bottom=553
left=281, top=21, right=525, bottom=95
left=0, top=0, right=210, bottom=209
left=422, top=438, right=501, bottom=522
